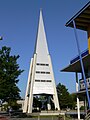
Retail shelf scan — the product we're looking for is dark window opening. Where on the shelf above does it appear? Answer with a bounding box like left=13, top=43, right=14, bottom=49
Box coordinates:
left=35, top=80, right=40, bottom=82
left=36, top=63, right=49, bottom=66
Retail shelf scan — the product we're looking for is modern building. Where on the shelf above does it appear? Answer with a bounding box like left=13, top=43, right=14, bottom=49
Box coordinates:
left=23, top=10, right=60, bottom=113
left=61, top=1, right=90, bottom=120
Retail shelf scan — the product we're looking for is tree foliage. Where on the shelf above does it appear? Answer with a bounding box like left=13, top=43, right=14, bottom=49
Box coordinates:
left=57, top=83, right=76, bottom=110
left=0, top=46, right=24, bottom=104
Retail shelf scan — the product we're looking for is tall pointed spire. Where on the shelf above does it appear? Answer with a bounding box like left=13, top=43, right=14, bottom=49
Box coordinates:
left=23, top=9, right=60, bottom=113
left=35, top=9, right=49, bottom=55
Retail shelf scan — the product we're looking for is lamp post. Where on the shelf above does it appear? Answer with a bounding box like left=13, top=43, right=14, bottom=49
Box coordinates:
left=0, top=36, right=3, bottom=40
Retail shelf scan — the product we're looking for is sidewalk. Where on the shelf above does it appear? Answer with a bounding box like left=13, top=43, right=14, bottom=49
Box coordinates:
left=0, top=115, right=8, bottom=120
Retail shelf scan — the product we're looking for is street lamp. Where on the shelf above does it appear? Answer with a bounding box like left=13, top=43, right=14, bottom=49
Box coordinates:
left=0, top=36, right=3, bottom=40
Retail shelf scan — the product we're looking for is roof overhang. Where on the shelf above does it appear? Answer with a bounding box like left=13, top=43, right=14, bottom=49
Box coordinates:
left=65, top=1, right=90, bottom=31
left=61, top=54, right=90, bottom=73
left=74, top=89, right=90, bottom=96
left=61, top=2, right=90, bottom=72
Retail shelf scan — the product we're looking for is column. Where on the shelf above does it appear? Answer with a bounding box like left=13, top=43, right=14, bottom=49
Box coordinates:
left=88, top=25, right=90, bottom=54
left=76, top=72, right=80, bottom=120
left=23, top=58, right=33, bottom=113
left=28, top=54, right=37, bottom=113
left=84, top=96, right=87, bottom=114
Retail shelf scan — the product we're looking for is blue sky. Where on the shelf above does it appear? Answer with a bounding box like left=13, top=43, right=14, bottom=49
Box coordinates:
left=0, top=0, right=89, bottom=98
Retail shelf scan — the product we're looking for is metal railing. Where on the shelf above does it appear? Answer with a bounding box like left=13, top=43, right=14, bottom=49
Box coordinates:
left=70, top=49, right=88, bottom=64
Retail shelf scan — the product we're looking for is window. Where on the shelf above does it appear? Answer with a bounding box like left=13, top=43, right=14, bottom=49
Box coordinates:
left=47, top=80, right=51, bottom=82
left=46, top=72, right=50, bottom=74
left=41, top=64, right=45, bottom=66
left=41, top=80, right=45, bottom=82
left=35, top=79, right=52, bottom=82
left=36, top=63, right=49, bottom=66
left=41, top=72, right=45, bottom=74
left=35, top=80, right=40, bottom=82
left=36, top=71, right=50, bottom=74
left=46, top=64, right=49, bottom=66
left=36, top=71, right=40, bottom=73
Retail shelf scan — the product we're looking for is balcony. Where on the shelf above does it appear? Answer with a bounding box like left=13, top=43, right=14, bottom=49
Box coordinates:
left=79, top=77, right=90, bottom=91
left=70, top=49, right=89, bottom=64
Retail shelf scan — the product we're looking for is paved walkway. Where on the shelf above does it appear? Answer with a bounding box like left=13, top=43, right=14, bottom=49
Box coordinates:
left=0, top=116, right=8, bottom=120
left=9, top=117, right=58, bottom=120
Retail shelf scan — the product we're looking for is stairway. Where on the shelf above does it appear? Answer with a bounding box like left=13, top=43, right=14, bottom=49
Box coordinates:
left=85, top=110, right=90, bottom=120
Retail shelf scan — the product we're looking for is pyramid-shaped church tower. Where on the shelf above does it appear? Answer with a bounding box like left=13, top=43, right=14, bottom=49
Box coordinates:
left=23, top=10, right=60, bottom=113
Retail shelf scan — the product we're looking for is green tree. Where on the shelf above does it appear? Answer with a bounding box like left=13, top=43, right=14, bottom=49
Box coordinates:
left=57, top=83, right=76, bottom=109
left=70, top=93, right=77, bottom=109
left=0, top=46, right=24, bottom=105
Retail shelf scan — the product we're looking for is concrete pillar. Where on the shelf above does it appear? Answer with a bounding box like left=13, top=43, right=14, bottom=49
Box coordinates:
left=84, top=96, right=87, bottom=114
left=47, top=96, right=51, bottom=110
left=76, top=72, right=80, bottom=120
left=28, top=54, right=37, bottom=113
left=23, top=58, right=33, bottom=113
left=88, top=25, right=90, bottom=54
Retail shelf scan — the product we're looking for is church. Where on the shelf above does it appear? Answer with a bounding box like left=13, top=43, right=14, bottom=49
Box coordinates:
left=23, top=10, right=60, bottom=113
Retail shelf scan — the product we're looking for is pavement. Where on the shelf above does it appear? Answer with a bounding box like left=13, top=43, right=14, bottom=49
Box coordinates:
left=0, top=116, right=59, bottom=120
left=0, top=115, right=8, bottom=120
left=0, top=111, right=84, bottom=120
